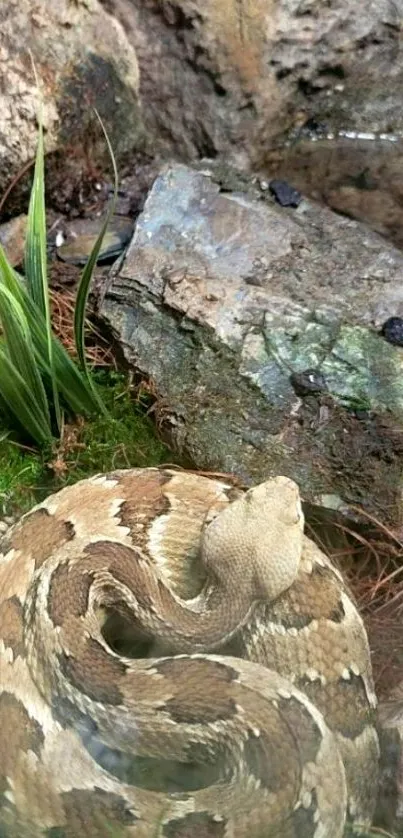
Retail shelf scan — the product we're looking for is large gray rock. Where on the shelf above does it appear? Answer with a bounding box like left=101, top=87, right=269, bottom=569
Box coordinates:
left=100, top=162, right=403, bottom=526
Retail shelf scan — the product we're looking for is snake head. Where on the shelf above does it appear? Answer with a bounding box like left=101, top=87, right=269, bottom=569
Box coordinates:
left=201, top=476, right=304, bottom=603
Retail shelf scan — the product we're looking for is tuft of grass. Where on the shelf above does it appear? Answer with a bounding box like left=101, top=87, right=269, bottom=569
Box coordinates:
left=0, top=370, right=178, bottom=518
left=0, top=441, right=45, bottom=517
left=0, top=111, right=116, bottom=446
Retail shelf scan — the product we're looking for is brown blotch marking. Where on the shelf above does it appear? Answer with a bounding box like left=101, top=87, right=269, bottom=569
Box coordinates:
left=10, top=508, right=75, bottom=569
left=291, top=790, right=318, bottom=837
left=48, top=561, right=94, bottom=626
left=58, top=787, right=137, bottom=838
left=111, top=469, right=172, bottom=547
left=0, top=692, right=44, bottom=795
left=120, top=664, right=172, bottom=708
left=58, top=637, right=126, bottom=705
left=297, top=673, right=374, bottom=739
left=0, top=531, right=12, bottom=557
left=268, top=564, right=346, bottom=630
left=0, top=596, right=24, bottom=658
left=84, top=540, right=158, bottom=611
left=163, top=811, right=227, bottom=838
left=183, top=739, right=223, bottom=780
left=243, top=728, right=289, bottom=793
left=229, top=686, right=301, bottom=800
left=103, top=746, right=221, bottom=792
left=277, top=695, right=322, bottom=765
left=156, top=658, right=238, bottom=723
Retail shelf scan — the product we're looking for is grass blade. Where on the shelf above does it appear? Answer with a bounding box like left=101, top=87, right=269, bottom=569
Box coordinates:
left=0, top=102, right=113, bottom=445
left=24, top=117, right=61, bottom=431
left=0, top=285, right=50, bottom=424
left=0, top=245, right=102, bottom=426
left=73, top=111, right=117, bottom=416
left=24, top=120, right=47, bottom=312
left=0, top=350, right=52, bottom=444
left=0, top=285, right=52, bottom=443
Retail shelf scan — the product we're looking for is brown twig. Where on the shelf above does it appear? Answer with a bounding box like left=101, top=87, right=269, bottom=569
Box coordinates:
left=49, top=287, right=115, bottom=367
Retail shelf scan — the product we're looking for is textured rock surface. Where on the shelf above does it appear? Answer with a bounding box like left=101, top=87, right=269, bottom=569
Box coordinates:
left=2, top=1, right=402, bottom=200
left=108, top=0, right=403, bottom=164
left=263, top=135, right=403, bottom=249
left=0, top=0, right=143, bottom=193
left=0, top=215, right=27, bottom=267
left=100, top=162, right=403, bottom=525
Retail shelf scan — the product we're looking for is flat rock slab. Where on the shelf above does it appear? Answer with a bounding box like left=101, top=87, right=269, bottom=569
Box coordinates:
left=100, top=163, right=403, bottom=525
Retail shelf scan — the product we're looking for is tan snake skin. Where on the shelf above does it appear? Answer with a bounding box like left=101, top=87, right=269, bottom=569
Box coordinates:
left=0, top=467, right=379, bottom=837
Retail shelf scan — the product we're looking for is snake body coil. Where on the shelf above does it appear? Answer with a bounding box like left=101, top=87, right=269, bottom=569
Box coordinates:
left=0, top=468, right=379, bottom=837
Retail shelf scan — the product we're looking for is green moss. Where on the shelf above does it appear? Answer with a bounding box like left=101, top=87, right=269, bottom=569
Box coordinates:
left=0, top=370, right=177, bottom=518
left=0, top=439, right=45, bottom=516
left=61, top=369, right=174, bottom=479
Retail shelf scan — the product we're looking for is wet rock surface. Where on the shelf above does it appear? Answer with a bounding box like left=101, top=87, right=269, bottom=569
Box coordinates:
left=100, top=162, right=403, bottom=526
left=55, top=216, right=135, bottom=266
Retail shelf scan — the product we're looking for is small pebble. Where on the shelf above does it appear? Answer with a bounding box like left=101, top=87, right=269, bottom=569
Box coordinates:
left=301, top=117, right=329, bottom=137
left=290, top=369, right=328, bottom=397
left=0, top=521, right=9, bottom=534
left=269, top=179, right=302, bottom=208
left=380, top=316, right=403, bottom=347
left=56, top=216, right=134, bottom=266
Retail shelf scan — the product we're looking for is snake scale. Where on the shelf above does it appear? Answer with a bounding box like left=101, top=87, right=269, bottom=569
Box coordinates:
left=0, top=467, right=379, bottom=837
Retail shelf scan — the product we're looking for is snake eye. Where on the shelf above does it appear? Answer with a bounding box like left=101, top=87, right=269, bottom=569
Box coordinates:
left=279, top=505, right=301, bottom=527
left=291, top=503, right=302, bottom=525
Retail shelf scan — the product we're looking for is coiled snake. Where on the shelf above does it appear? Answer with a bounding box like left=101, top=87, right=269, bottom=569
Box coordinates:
left=0, top=467, right=379, bottom=837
